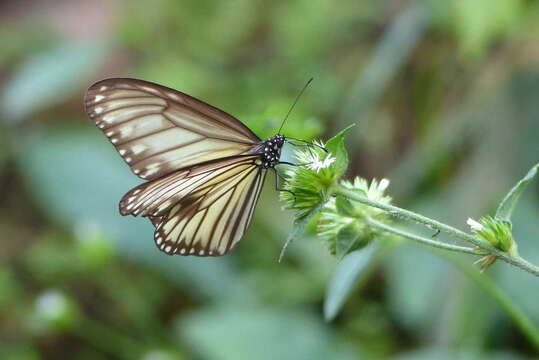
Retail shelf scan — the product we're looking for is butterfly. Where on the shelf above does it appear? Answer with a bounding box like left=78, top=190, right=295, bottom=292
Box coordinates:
left=84, top=78, right=311, bottom=257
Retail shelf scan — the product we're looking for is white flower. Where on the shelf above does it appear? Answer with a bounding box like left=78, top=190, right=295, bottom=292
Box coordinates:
left=307, top=155, right=335, bottom=173
left=293, top=140, right=335, bottom=173
left=379, top=178, right=390, bottom=191
left=467, top=218, right=484, bottom=231
left=342, top=177, right=391, bottom=204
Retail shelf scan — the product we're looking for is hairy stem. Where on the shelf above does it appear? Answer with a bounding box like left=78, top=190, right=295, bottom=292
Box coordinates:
left=366, top=218, right=479, bottom=255
left=444, top=253, right=539, bottom=351
left=335, top=185, right=539, bottom=277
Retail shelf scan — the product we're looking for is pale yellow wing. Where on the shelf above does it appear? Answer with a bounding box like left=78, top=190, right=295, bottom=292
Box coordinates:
left=119, top=156, right=267, bottom=256
left=119, top=156, right=266, bottom=256
left=119, top=155, right=259, bottom=218
left=84, top=78, right=260, bottom=180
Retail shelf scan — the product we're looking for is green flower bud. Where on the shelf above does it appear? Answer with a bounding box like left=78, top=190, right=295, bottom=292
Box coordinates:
left=467, top=216, right=515, bottom=253
left=280, top=140, right=339, bottom=217
left=319, top=177, right=392, bottom=256
left=341, top=177, right=391, bottom=217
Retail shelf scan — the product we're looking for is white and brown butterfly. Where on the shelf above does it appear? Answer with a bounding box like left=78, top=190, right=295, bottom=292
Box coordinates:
left=84, top=78, right=298, bottom=257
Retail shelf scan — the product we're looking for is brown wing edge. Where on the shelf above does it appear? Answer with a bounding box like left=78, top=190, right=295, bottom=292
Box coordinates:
left=154, top=167, right=268, bottom=257
left=84, top=78, right=261, bottom=142
left=117, top=154, right=263, bottom=217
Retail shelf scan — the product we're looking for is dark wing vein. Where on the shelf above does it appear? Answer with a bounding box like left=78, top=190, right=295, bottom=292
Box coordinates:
left=84, top=78, right=261, bottom=180
left=116, top=125, right=174, bottom=147
left=147, top=157, right=265, bottom=256
left=129, top=137, right=206, bottom=167
left=120, top=156, right=258, bottom=217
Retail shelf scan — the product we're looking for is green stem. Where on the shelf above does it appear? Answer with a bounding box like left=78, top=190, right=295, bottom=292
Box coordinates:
left=367, top=218, right=478, bottom=255
left=335, top=186, right=539, bottom=277
left=444, top=253, right=539, bottom=352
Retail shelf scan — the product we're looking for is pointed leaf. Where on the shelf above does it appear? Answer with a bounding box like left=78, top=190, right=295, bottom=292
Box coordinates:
left=324, top=245, right=377, bottom=321
left=324, top=124, right=355, bottom=178
left=335, top=196, right=356, bottom=217
left=279, top=201, right=326, bottom=262
left=178, top=306, right=357, bottom=360
left=496, top=163, right=539, bottom=222
left=335, top=222, right=361, bottom=258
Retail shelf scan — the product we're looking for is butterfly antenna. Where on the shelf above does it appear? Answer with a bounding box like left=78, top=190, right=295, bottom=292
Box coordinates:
left=277, top=77, right=314, bottom=135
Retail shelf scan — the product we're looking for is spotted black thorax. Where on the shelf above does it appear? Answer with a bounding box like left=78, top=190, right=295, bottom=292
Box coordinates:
left=254, top=135, right=285, bottom=169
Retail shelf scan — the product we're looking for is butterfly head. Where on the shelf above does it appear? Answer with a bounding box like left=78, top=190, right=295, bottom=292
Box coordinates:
left=258, top=135, right=285, bottom=169
left=273, top=134, right=285, bottom=146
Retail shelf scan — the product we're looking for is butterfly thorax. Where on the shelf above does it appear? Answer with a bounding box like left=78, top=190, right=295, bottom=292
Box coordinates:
left=254, top=135, right=285, bottom=169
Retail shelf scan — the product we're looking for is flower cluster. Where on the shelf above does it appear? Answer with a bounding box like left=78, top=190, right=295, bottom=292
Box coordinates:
left=319, top=178, right=392, bottom=256
left=467, top=216, right=515, bottom=254
left=467, top=216, right=517, bottom=271
left=280, top=131, right=393, bottom=257
left=279, top=127, right=536, bottom=278
left=280, top=140, right=339, bottom=218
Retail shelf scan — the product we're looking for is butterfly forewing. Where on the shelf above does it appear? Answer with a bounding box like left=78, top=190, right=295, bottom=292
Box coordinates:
left=84, top=78, right=260, bottom=180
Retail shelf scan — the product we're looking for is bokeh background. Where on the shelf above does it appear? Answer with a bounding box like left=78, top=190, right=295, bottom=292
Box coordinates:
left=1, top=0, right=539, bottom=359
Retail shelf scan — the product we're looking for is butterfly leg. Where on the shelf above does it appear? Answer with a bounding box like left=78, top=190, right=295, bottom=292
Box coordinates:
left=287, top=142, right=327, bottom=163
left=277, top=161, right=298, bottom=167
left=277, top=160, right=315, bottom=168
left=273, top=169, right=296, bottom=200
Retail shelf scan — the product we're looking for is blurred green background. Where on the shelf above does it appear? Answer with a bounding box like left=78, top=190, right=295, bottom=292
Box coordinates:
left=1, top=0, right=538, bottom=359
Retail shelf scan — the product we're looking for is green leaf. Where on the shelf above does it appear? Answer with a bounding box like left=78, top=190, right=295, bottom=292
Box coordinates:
left=279, top=201, right=326, bottom=262
left=178, top=305, right=357, bottom=360
left=335, top=222, right=361, bottom=258
left=0, top=267, right=20, bottom=307
left=0, top=344, right=40, bottom=360
left=324, top=124, right=355, bottom=178
left=452, top=0, right=522, bottom=60
left=335, top=196, right=356, bottom=217
left=324, top=245, right=377, bottom=321
left=496, top=163, right=539, bottom=222
left=498, top=198, right=539, bottom=325
left=397, top=348, right=529, bottom=360
left=385, top=243, right=450, bottom=332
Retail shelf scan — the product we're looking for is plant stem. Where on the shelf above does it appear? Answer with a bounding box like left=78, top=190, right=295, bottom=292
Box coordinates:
left=443, top=253, right=539, bottom=352
left=366, top=218, right=478, bottom=255
left=335, top=186, right=539, bottom=277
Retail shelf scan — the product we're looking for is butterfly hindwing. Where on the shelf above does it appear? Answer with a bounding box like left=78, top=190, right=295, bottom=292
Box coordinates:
left=120, top=156, right=267, bottom=256
left=155, top=157, right=266, bottom=256
left=119, top=155, right=259, bottom=217
left=84, top=78, right=261, bottom=180
left=156, top=171, right=266, bottom=256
